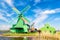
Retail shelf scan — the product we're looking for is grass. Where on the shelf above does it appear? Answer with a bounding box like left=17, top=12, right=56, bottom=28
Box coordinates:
left=1, top=31, right=60, bottom=40
left=39, top=32, right=60, bottom=40
left=2, top=32, right=39, bottom=37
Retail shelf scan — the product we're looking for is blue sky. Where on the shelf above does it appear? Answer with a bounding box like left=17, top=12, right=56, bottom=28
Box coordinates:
left=0, top=0, right=60, bottom=30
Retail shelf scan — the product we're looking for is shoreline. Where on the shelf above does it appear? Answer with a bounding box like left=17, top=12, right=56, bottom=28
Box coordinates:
left=0, top=33, right=39, bottom=38
left=0, top=32, right=60, bottom=40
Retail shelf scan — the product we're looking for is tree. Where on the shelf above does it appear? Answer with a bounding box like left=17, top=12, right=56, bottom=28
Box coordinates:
left=40, top=23, right=56, bottom=34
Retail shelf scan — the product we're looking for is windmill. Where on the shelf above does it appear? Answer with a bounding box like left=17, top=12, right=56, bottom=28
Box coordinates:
left=10, top=5, right=31, bottom=33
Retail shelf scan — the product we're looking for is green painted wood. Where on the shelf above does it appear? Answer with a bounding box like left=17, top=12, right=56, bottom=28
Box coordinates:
left=10, top=5, right=30, bottom=33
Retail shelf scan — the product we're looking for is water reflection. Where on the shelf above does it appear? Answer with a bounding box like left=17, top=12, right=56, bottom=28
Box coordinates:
left=11, top=37, right=27, bottom=40
left=0, top=37, right=36, bottom=40
left=0, top=31, right=37, bottom=40
left=0, top=31, right=58, bottom=40
left=11, top=37, right=34, bottom=40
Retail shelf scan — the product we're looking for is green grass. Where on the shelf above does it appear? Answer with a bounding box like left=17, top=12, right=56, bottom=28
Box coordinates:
left=2, top=32, right=39, bottom=37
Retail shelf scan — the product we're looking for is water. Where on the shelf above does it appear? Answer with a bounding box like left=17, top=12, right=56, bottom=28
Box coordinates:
left=0, top=36, right=38, bottom=40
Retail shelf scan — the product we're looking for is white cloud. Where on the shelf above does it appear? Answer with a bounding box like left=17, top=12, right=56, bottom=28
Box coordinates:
left=33, top=8, right=60, bottom=15
left=54, top=18, right=60, bottom=21
left=42, top=10, right=55, bottom=14
left=33, top=15, right=48, bottom=28
left=47, top=8, right=60, bottom=14
left=33, top=15, right=48, bottom=24
left=0, top=10, right=15, bottom=24
left=32, top=8, right=60, bottom=28
left=0, top=13, right=9, bottom=22
left=33, top=0, right=41, bottom=6
left=4, top=0, right=14, bottom=7
left=54, top=8, right=60, bottom=12
left=42, top=8, right=60, bottom=14
left=0, top=24, right=11, bottom=30
left=0, top=10, right=14, bottom=16
left=1, top=2, right=7, bottom=9
left=6, top=12, right=14, bottom=16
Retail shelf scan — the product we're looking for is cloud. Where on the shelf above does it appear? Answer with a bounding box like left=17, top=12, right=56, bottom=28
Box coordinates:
left=0, top=9, right=14, bottom=16
left=6, top=12, right=15, bottom=16
left=0, top=2, right=7, bottom=9
left=42, top=10, right=55, bottom=14
left=0, top=0, right=18, bottom=25
left=0, top=24, right=11, bottom=30
left=33, top=15, right=48, bottom=28
left=33, top=8, right=60, bottom=15
left=32, top=8, right=60, bottom=28
left=0, top=9, right=16, bottom=24
left=54, top=18, right=60, bottom=21
left=54, top=8, right=60, bottom=12
left=33, top=15, right=48, bottom=24
left=42, top=8, right=60, bottom=14
left=33, top=0, right=41, bottom=6
left=4, top=0, right=14, bottom=7
left=0, top=14, right=9, bottom=23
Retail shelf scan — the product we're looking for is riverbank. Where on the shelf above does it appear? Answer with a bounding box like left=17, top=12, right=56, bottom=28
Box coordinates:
left=0, top=32, right=60, bottom=40
left=0, top=32, right=39, bottom=37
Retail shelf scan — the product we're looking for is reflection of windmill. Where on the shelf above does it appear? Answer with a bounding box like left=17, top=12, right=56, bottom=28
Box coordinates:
left=10, top=5, right=31, bottom=33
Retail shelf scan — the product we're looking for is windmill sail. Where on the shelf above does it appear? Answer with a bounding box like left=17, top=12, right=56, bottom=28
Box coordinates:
left=12, top=7, right=21, bottom=14
left=21, top=5, right=31, bottom=14
left=12, top=5, right=31, bottom=23
left=12, top=5, right=31, bottom=14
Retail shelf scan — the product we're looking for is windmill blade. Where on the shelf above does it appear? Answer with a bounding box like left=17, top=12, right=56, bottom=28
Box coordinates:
left=12, top=7, right=21, bottom=14
left=22, top=16, right=30, bottom=23
left=21, top=5, right=31, bottom=14
left=12, top=5, right=31, bottom=15
left=31, top=23, right=35, bottom=27
left=20, top=5, right=31, bottom=23
left=12, top=5, right=31, bottom=24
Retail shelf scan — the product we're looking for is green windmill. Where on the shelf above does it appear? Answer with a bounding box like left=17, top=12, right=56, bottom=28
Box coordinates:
left=40, top=24, right=56, bottom=34
left=10, top=5, right=31, bottom=33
